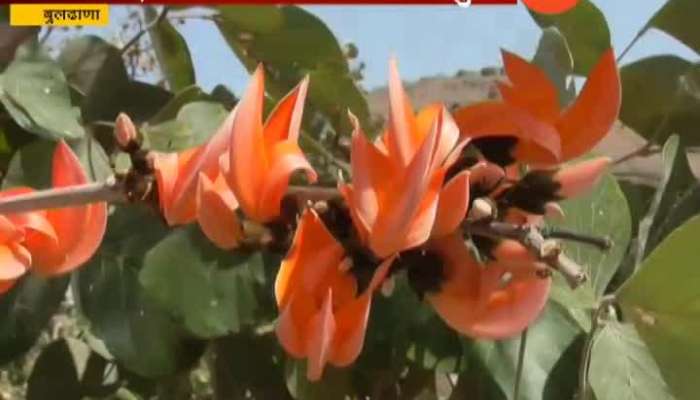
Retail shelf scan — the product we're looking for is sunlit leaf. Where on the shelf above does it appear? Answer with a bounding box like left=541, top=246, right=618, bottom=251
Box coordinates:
left=650, top=0, right=700, bottom=56
left=141, top=101, right=227, bottom=151
left=589, top=322, right=675, bottom=400
left=0, top=42, right=85, bottom=139
left=145, top=6, right=196, bottom=92
left=529, top=0, right=610, bottom=75
left=619, top=215, right=700, bottom=400
left=148, top=85, right=213, bottom=124
left=140, top=224, right=266, bottom=338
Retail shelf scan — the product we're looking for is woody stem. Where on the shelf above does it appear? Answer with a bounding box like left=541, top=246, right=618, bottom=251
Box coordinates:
left=464, top=222, right=589, bottom=289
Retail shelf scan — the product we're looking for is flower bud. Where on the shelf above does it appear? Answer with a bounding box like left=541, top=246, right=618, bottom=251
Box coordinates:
left=115, top=113, right=138, bottom=151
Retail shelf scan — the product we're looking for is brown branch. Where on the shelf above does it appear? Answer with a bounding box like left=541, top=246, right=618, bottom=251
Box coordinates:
left=465, top=222, right=588, bottom=289
left=0, top=178, right=126, bottom=214
left=119, top=6, right=169, bottom=55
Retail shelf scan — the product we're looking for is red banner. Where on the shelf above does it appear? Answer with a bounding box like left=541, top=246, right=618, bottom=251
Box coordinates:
left=6, top=0, right=517, bottom=5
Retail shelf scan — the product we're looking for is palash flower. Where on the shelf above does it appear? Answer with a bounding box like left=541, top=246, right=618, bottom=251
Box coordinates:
left=339, top=59, right=471, bottom=259
left=0, top=141, right=107, bottom=293
left=152, top=65, right=315, bottom=247
left=274, top=209, right=393, bottom=381
left=425, top=234, right=550, bottom=339
left=453, top=48, right=621, bottom=166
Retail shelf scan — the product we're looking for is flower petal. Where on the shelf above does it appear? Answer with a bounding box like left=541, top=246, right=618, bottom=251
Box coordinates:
left=228, top=65, right=268, bottom=221
left=276, top=290, right=316, bottom=359
left=0, top=244, right=29, bottom=280
left=500, top=50, right=559, bottom=121
left=40, top=141, right=107, bottom=276
left=0, top=279, right=17, bottom=294
left=256, top=140, right=317, bottom=222
left=264, top=76, right=309, bottom=145
left=385, top=57, right=420, bottom=166
left=557, top=49, right=621, bottom=161
left=306, top=289, right=336, bottom=381
left=554, top=157, right=611, bottom=198
left=433, top=170, right=470, bottom=238
left=196, top=174, right=241, bottom=250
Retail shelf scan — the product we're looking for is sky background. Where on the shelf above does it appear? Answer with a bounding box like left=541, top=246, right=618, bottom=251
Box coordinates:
left=103, top=1, right=699, bottom=94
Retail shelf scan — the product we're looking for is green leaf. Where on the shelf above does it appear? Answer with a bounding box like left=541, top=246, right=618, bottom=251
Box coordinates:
left=58, top=35, right=130, bottom=123
left=140, top=225, right=265, bottom=338
left=2, top=137, right=112, bottom=189
left=74, top=206, right=205, bottom=378
left=469, top=303, right=583, bottom=400
left=148, top=85, right=213, bottom=124
left=619, top=56, right=700, bottom=145
left=216, top=5, right=370, bottom=137
left=529, top=0, right=610, bottom=75
left=0, top=275, right=69, bottom=364
left=532, top=27, right=575, bottom=106
left=635, top=135, right=696, bottom=265
left=0, top=42, right=85, bottom=139
left=589, top=322, right=675, bottom=400
left=650, top=0, right=700, bottom=56
left=619, top=215, right=700, bottom=400
left=649, top=183, right=700, bottom=251
left=549, top=171, right=631, bottom=329
left=145, top=6, right=195, bottom=92
left=142, top=101, right=227, bottom=151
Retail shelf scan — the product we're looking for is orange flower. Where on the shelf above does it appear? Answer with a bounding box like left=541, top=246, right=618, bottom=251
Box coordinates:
left=274, top=209, right=392, bottom=381
left=340, top=59, right=470, bottom=258
left=0, top=141, right=107, bottom=292
left=226, top=66, right=317, bottom=223
left=454, top=48, right=620, bottom=166
left=426, top=234, right=550, bottom=339
left=152, top=66, right=315, bottom=247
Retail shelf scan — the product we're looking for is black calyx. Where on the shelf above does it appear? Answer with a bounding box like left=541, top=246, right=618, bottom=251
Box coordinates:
left=471, top=136, right=518, bottom=167
left=497, top=169, right=562, bottom=214
left=400, top=249, right=445, bottom=301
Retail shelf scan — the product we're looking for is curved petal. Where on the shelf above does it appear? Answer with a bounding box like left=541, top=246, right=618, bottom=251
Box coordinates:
left=469, top=161, right=506, bottom=195
left=338, top=184, right=370, bottom=244
left=557, top=49, right=621, bottom=161
left=196, top=174, right=241, bottom=250
left=256, top=140, right=317, bottom=222
left=500, top=50, right=559, bottom=120
left=554, top=157, right=610, bottom=198
left=385, top=57, right=419, bottom=166
left=40, top=141, right=107, bottom=276
left=0, top=279, right=17, bottom=294
left=151, top=151, right=180, bottom=221
left=228, top=65, right=267, bottom=220
left=0, top=215, right=22, bottom=242
left=306, top=289, right=336, bottom=381
left=432, top=170, right=470, bottom=238
left=276, top=290, right=316, bottom=359
left=264, top=76, right=309, bottom=145
left=0, top=244, right=29, bottom=280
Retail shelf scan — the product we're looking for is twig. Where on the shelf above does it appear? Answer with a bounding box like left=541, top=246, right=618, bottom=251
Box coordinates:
left=0, top=178, right=126, bottom=214
left=541, top=228, right=613, bottom=251
left=513, top=328, right=528, bottom=400
left=577, top=295, right=616, bottom=400
left=617, top=24, right=649, bottom=64
left=465, top=222, right=588, bottom=289
left=119, top=6, right=169, bottom=55
left=39, top=27, right=53, bottom=45
left=611, top=142, right=659, bottom=166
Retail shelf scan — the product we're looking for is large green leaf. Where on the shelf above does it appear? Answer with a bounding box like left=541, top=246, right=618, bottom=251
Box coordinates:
left=549, top=171, right=631, bottom=329
left=140, top=225, right=265, bottom=338
left=0, top=42, right=84, bottom=139
left=216, top=5, right=370, bottom=137
left=650, top=0, right=700, bottom=56
left=589, top=322, right=675, bottom=400
left=532, top=27, right=575, bottom=106
left=145, top=6, right=195, bottom=92
left=0, top=275, right=69, bottom=364
left=620, top=56, right=700, bottom=145
left=635, top=135, right=696, bottom=265
left=468, top=303, right=584, bottom=400
left=2, top=137, right=112, bottom=189
left=58, top=35, right=130, bottom=123
left=141, top=101, right=227, bottom=151
left=148, top=85, right=214, bottom=124
left=74, top=206, right=205, bottom=378
left=618, top=215, right=700, bottom=400
left=529, top=0, right=610, bottom=75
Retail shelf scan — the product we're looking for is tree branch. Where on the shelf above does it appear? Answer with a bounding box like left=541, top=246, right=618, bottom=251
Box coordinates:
left=119, top=6, right=168, bottom=55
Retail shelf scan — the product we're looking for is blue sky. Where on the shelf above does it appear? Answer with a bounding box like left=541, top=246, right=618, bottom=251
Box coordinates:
left=109, top=2, right=698, bottom=93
